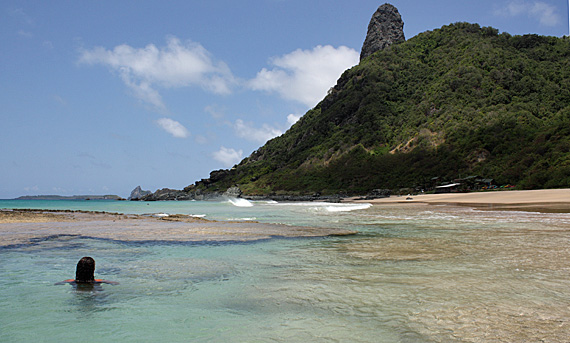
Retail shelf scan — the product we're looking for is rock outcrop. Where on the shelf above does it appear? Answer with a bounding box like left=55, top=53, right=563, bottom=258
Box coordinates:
left=360, top=3, right=405, bottom=60
left=223, top=186, right=242, bottom=198
left=140, top=188, right=192, bottom=201
left=128, top=186, right=152, bottom=200
left=364, top=189, right=391, bottom=200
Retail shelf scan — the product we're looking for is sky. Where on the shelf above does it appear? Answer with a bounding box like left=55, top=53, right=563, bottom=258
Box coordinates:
left=1, top=0, right=568, bottom=199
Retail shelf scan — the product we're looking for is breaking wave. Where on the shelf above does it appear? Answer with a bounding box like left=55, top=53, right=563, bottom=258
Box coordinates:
left=227, top=198, right=254, bottom=207
left=322, top=203, right=373, bottom=212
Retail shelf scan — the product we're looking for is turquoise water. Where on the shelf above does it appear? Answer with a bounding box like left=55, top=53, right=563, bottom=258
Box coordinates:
left=1, top=199, right=570, bottom=342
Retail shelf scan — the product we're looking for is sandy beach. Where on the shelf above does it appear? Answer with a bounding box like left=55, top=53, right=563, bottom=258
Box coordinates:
left=0, top=209, right=355, bottom=247
left=356, top=188, right=570, bottom=213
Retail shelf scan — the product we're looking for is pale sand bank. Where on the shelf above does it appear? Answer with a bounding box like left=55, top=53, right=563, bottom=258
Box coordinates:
left=354, top=189, right=570, bottom=212
left=0, top=210, right=356, bottom=247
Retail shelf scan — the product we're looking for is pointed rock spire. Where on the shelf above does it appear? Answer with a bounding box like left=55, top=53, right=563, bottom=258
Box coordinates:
left=360, top=3, right=405, bottom=60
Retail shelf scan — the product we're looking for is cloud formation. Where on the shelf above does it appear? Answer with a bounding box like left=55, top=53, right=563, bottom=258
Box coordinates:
left=249, top=45, right=359, bottom=107
left=157, top=118, right=189, bottom=138
left=213, top=146, right=243, bottom=167
left=234, top=119, right=282, bottom=143
left=79, top=37, right=236, bottom=110
left=287, top=114, right=301, bottom=126
left=497, top=1, right=560, bottom=26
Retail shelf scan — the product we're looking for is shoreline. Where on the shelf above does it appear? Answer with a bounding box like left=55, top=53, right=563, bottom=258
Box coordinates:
left=0, top=209, right=356, bottom=247
left=352, top=188, right=570, bottom=213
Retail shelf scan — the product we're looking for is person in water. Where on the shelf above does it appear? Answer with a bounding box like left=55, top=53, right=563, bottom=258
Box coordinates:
left=55, top=256, right=118, bottom=285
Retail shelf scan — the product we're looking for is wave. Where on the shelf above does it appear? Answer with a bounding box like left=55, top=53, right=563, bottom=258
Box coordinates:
left=227, top=198, right=254, bottom=207
left=267, top=201, right=372, bottom=212
left=322, top=203, right=372, bottom=212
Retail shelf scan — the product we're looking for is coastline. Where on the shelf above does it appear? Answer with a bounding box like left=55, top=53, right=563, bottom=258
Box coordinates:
left=353, top=188, right=570, bottom=213
left=0, top=209, right=355, bottom=247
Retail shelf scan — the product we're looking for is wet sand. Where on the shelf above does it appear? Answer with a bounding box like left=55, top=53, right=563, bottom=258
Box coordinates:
left=356, top=188, right=570, bottom=213
left=0, top=209, right=356, bottom=247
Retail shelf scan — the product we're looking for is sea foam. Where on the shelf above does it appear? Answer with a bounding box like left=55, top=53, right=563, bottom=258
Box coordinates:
left=227, top=198, right=254, bottom=207
left=323, top=203, right=372, bottom=212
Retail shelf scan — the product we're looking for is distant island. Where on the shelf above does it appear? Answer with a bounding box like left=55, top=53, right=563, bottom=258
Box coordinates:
left=16, top=195, right=125, bottom=201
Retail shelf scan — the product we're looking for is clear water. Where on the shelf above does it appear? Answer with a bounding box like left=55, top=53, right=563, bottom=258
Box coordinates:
left=1, top=199, right=569, bottom=342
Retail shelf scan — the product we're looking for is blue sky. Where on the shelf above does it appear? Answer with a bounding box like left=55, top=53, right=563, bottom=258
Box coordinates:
left=1, top=0, right=568, bottom=199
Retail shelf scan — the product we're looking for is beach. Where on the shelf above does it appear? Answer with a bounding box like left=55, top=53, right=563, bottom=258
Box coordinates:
left=2, top=189, right=569, bottom=247
left=357, top=188, right=570, bottom=213
left=1, top=193, right=569, bottom=342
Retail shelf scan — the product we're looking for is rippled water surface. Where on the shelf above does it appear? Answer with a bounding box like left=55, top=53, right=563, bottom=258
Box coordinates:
left=1, top=200, right=569, bottom=342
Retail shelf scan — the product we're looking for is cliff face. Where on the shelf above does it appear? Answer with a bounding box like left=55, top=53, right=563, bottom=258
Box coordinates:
left=360, top=3, right=405, bottom=60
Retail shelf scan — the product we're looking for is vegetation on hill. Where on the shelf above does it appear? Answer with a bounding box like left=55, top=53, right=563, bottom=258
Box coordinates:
left=194, top=23, right=570, bottom=195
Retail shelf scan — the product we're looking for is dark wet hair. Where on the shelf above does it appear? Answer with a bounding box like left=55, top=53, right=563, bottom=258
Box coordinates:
left=75, top=256, right=95, bottom=283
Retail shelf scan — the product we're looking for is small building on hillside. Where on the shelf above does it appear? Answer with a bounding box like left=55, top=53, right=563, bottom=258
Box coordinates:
left=459, top=176, right=495, bottom=190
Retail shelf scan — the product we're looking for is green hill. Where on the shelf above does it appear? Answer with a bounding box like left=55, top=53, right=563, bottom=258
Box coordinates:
left=193, top=23, right=570, bottom=196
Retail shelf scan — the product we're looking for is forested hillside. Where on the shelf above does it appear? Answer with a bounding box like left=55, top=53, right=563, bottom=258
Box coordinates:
left=193, top=23, right=570, bottom=196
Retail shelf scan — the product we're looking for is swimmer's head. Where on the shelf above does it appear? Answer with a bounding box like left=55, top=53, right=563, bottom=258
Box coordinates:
left=75, top=256, right=95, bottom=283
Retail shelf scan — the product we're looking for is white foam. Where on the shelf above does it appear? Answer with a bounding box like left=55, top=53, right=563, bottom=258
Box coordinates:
left=322, top=203, right=372, bottom=212
left=228, top=198, right=254, bottom=207
left=269, top=201, right=372, bottom=212
left=271, top=202, right=333, bottom=207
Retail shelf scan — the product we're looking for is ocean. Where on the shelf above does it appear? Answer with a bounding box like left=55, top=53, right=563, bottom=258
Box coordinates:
left=1, top=199, right=569, bottom=342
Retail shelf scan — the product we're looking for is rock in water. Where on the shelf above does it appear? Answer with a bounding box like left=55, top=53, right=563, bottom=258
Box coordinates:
left=129, top=186, right=151, bottom=200
left=360, top=3, right=405, bottom=60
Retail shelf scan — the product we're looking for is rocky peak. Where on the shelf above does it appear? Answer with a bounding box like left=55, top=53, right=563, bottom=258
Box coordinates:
left=128, top=185, right=151, bottom=200
left=360, top=3, right=405, bottom=60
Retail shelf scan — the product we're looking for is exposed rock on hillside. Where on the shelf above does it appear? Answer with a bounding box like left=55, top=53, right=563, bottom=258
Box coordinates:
left=360, top=3, right=405, bottom=60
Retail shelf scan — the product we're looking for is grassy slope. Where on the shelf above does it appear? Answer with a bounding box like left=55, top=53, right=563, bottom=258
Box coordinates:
left=197, top=23, right=570, bottom=195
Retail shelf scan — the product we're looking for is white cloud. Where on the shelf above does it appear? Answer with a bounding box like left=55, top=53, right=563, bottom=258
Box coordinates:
left=529, top=2, right=559, bottom=26
left=287, top=114, right=301, bottom=126
left=249, top=45, right=359, bottom=107
left=79, top=37, right=236, bottom=110
left=234, top=119, right=282, bottom=143
left=24, top=185, right=39, bottom=192
left=52, top=95, right=67, bottom=106
left=213, top=146, right=243, bottom=167
left=17, top=30, right=32, bottom=38
left=194, top=134, right=209, bottom=145
left=157, top=118, right=189, bottom=138
left=498, top=1, right=560, bottom=26
left=204, top=105, right=225, bottom=120
left=10, top=8, right=34, bottom=26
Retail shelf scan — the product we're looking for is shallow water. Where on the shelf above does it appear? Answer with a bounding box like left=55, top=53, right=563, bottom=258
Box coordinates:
left=1, top=200, right=569, bottom=342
